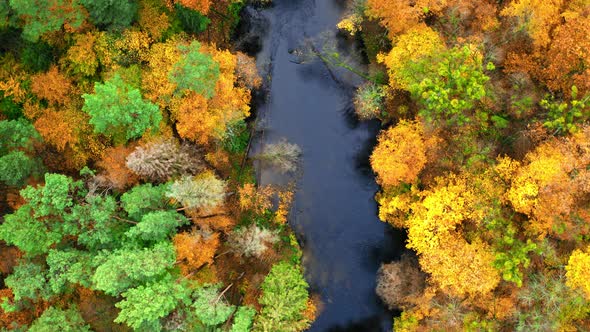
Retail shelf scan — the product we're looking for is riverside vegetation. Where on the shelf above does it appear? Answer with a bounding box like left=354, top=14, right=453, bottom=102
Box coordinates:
left=337, top=0, right=590, bottom=330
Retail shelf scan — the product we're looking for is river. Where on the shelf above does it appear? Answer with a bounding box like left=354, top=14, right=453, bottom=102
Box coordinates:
left=250, top=0, right=404, bottom=331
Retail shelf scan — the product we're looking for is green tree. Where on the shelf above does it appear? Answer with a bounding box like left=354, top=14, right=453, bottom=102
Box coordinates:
left=2, top=261, right=51, bottom=311
left=70, top=194, right=125, bottom=250
left=404, top=46, right=491, bottom=126
left=174, top=3, right=210, bottom=35
left=125, top=210, right=189, bottom=243
left=191, top=285, right=235, bottom=327
left=231, top=306, right=256, bottom=332
left=120, top=183, right=170, bottom=221
left=254, top=262, right=311, bottom=332
left=82, top=74, right=161, bottom=143
left=91, top=241, right=176, bottom=296
left=169, top=41, right=219, bottom=98
left=28, top=306, right=91, bottom=332
left=0, top=119, right=40, bottom=154
left=20, top=173, right=82, bottom=218
left=115, top=276, right=190, bottom=330
left=0, top=150, right=36, bottom=186
left=79, top=0, right=137, bottom=30
left=0, top=205, right=63, bottom=255
left=9, top=0, right=85, bottom=41
left=46, top=249, right=94, bottom=294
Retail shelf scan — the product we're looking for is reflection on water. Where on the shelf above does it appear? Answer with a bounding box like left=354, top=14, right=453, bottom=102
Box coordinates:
left=250, top=0, right=405, bottom=330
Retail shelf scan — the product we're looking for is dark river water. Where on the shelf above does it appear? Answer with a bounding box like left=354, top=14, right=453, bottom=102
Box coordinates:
left=251, top=0, right=405, bottom=331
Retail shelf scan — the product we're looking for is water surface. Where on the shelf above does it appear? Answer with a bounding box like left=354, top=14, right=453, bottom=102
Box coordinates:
left=253, top=1, right=404, bottom=330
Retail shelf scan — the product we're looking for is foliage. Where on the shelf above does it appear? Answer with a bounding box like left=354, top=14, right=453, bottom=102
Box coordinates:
left=166, top=172, right=226, bottom=211
left=174, top=3, right=210, bottom=35
left=353, top=83, right=387, bottom=120
left=30, top=66, right=72, bottom=105
left=254, top=262, right=310, bottom=332
left=566, top=247, right=590, bottom=300
left=174, top=0, right=211, bottom=14
left=28, top=306, right=91, bottom=332
left=125, top=210, right=189, bottom=243
left=221, top=120, right=250, bottom=154
left=541, top=86, right=590, bottom=135
left=9, top=0, right=85, bottom=42
left=82, top=74, right=161, bottom=143
left=376, top=255, right=426, bottom=310
left=3, top=261, right=51, bottom=306
left=407, top=46, right=490, bottom=126
left=169, top=41, right=219, bottom=98
left=231, top=306, right=256, bottom=332
left=0, top=206, right=63, bottom=255
left=125, top=139, right=203, bottom=181
left=173, top=231, right=220, bottom=275
left=79, top=0, right=137, bottom=30
left=46, top=249, right=94, bottom=294
left=120, top=183, right=170, bottom=220
left=228, top=224, right=279, bottom=258
left=0, top=150, right=36, bottom=186
left=91, top=242, right=176, bottom=296
left=370, top=120, right=427, bottom=187
left=115, top=276, right=190, bottom=330
left=191, top=284, right=235, bottom=326
left=377, top=24, right=444, bottom=90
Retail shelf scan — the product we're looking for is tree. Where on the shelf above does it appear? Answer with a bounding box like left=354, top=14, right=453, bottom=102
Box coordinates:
left=79, top=0, right=137, bottom=30
left=125, top=210, right=189, bottom=243
left=370, top=120, right=427, bottom=187
left=166, top=172, right=226, bottom=211
left=173, top=231, right=219, bottom=275
left=228, top=224, right=279, bottom=258
left=406, top=45, right=490, bottom=126
left=566, top=247, right=590, bottom=300
left=366, top=0, right=448, bottom=38
left=0, top=150, right=36, bottom=186
left=8, top=0, right=86, bottom=42
left=191, top=284, right=235, bottom=327
left=46, top=249, right=94, bottom=294
left=542, top=16, right=590, bottom=96
left=120, top=183, right=170, bottom=221
left=125, top=139, right=203, bottom=181
left=174, top=0, right=211, bottom=14
left=0, top=118, right=41, bottom=155
left=70, top=194, right=125, bottom=251
left=91, top=242, right=176, bottom=296
left=500, top=0, right=563, bottom=48
left=254, top=262, right=311, bottom=332
left=231, top=306, right=256, bottom=332
left=377, top=24, right=445, bottom=90
left=169, top=41, right=219, bottom=98
left=61, top=32, right=99, bottom=77
left=2, top=261, right=52, bottom=311
left=115, top=276, right=190, bottom=330
left=376, top=254, right=426, bottom=310
left=0, top=206, right=63, bottom=255
left=28, top=306, right=91, bottom=332
left=33, top=108, right=79, bottom=152
left=82, top=74, right=161, bottom=143
left=353, top=83, right=387, bottom=120
left=30, top=66, right=72, bottom=106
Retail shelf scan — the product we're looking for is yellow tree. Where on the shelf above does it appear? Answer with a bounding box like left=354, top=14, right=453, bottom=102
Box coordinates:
left=565, top=246, right=590, bottom=300
left=370, top=120, right=428, bottom=187
left=366, top=0, right=448, bottom=39
left=500, top=0, right=563, bottom=48
left=30, top=66, right=73, bottom=106
left=377, top=24, right=445, bottom=90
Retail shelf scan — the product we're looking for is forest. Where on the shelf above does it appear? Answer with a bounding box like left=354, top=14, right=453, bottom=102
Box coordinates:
left=0, top=0, right=315, bottom=331
left=337, top=0, right=590, bottom=330
left=1, top=0, right=590, bottom=331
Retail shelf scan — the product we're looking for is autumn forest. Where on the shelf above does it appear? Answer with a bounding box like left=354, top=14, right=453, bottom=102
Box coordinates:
left=0, top=0, right=589, bottom=331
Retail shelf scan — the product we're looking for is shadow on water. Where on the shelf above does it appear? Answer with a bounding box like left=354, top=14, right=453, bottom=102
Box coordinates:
left=243, top=0, right=406, bottom=330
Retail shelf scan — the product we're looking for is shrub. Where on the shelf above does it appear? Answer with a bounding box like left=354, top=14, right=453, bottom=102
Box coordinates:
left=353, top=83, right=387, bottom=120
